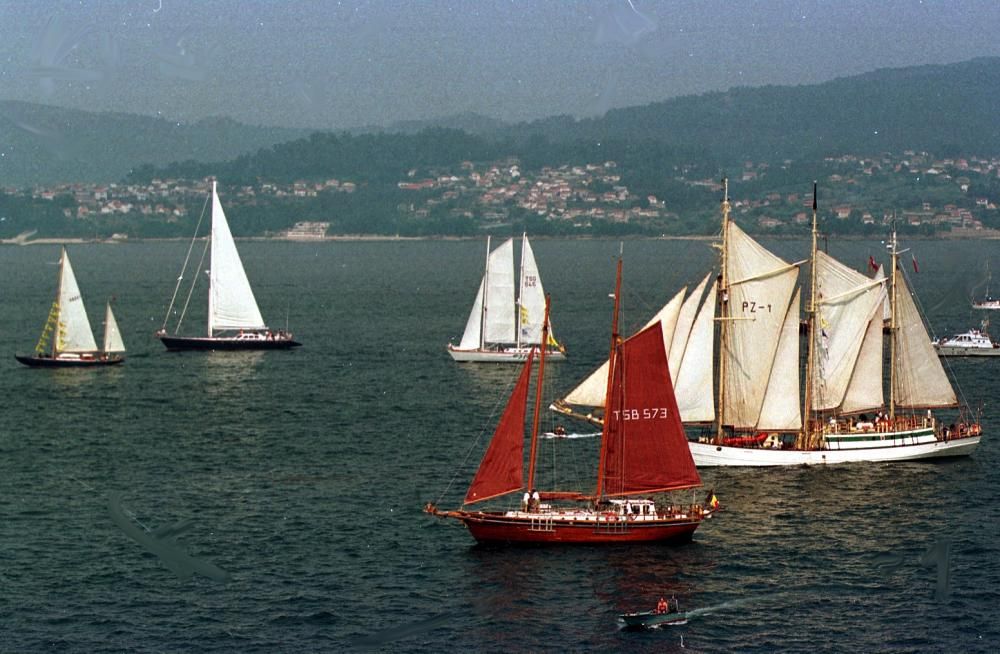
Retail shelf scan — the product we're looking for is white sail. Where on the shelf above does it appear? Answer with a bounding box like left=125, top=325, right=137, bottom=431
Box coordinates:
left=561, top=286, right=686, bottom=408
left=484, top=238, right=516, bottom=344
left=208, top=182, right=266, bottom=335
left=757, top=288, right=801, bottom=430
left=56, top=248, right=99, bottom=353
left=669, top=273, right=711, bottom=376
left=893, top=270, right=957, bottom=408
left=518, top=236, right=547, bottom=345
left=458, top=278, right=485, bottom=349
left=810, top=251, right=886, bottom=411
left=841, top=308, right=884, bottom=414
left=723, top=222, right=800, bottom=428
left=674, top=283, right=717, bottom=423
left=103, top=302, right=126, bottom=353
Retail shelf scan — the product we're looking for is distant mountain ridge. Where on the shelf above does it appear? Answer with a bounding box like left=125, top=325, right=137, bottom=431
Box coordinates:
left=0, top=100, right=309, bottom=187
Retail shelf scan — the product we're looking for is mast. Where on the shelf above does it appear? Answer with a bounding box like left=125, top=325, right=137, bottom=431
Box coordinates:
left=516, top=234, right=526, bottom=349
left=714, top=179, right=731, bottom=444
left=207, top=180, right=216, bottom=338
left=526, top=297, right=551, bottom=491
left=888, top=218, right=898, bottom=421
left=595, top=247, right=623, bottom=499
left=53, top=247, right=66, bottom=357
left=480, top=235, right=491, bottom=350
left=802, top=182, right=819, bottom=448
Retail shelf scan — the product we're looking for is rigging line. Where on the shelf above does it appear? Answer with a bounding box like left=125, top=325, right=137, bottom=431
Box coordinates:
left=175, top=231, right=211, bottom=334
left=434, top=369, right=521, bottom=506
left=162, top=192, right=210, bottom=331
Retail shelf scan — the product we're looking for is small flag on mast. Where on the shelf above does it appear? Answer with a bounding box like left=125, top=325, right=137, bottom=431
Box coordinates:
left=912, top=253, right=920, bottom=273
left=869, top=255, right=879, bottom=273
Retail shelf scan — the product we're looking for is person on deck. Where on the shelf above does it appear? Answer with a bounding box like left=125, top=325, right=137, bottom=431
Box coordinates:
left=656, top=597, right=669, bottom=614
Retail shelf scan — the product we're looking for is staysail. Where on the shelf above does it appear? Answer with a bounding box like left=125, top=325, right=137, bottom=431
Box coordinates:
left=892, top=270, right=957, bottom=408
left=723, top=222, right=800, bottom=428
left=757, top=288, right=801, bottom=430
left=668, top=273, right=711, bottom=376
left=208, top=182, right=266, bottom=335
left=458, top=278, right=485, bottom=349
left=57, top=248, right=99, bottom=353
left=102, top=302, right=126, bottom=353
left=561, top=286, right=687, bottom=408
left=465, top=349, right=535, bottom=504
left=599, top=323, right=701, bottom=497
left=841, top=306, right=885, bottom=414
left=674, top=283, right=717, bottom=423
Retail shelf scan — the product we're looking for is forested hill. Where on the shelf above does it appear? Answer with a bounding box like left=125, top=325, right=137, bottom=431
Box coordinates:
left=512, top=57, right=1000, bottom=162
left=0, top=101, right=307, bottom=187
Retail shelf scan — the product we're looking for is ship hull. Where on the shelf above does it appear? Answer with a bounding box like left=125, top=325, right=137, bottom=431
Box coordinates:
left=15, top=354, right=124, bottom=368
left=157, top=334, right=301, bottom=351
left=689, top=432, right=980, bottom=467
left=447, top=345, right=565, bottom=362
left=620, top=610, right=689, bottom=628
left=451, top=511, right=703, bottom=545
left=934, top=345, right=1000, bottom=356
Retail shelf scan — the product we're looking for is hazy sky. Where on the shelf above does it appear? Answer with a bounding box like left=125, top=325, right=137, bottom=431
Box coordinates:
left=1, top=0, right=999, bottom=129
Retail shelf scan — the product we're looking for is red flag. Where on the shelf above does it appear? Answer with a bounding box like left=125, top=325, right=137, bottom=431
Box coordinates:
left=912, top=254, right=919, bottom=273
left=868, top=255, right=879, bottom=273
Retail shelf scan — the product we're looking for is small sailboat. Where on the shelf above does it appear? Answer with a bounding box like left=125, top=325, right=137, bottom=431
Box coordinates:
left=426, top=260, right=715, bottom=545
left=156, top=181, right=301, bottom=351
left=972, top=263, right=1000, bottom=309
left=447, top=235, right=565, bottom=362
left=15, top=247, right=125, bottom=368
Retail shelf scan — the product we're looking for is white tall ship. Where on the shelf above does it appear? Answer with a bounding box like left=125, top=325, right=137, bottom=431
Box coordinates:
left=448, top=235, right=566, bottom=362
left=556, top=181, right=981, bottom=466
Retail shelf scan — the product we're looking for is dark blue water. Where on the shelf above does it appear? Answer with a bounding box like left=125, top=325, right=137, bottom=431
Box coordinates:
left=0, top=238, right=996, bottom=652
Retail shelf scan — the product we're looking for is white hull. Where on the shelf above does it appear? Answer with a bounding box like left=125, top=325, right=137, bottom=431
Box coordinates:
left=935, top=346, right=1000, bottom=357
left=689, top=435, right=980, bottom=466
left=447, top=345, right=566, bottom=362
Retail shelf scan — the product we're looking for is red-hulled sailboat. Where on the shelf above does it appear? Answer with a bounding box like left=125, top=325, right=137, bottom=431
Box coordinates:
left=426, top=259, right=717, bottom=545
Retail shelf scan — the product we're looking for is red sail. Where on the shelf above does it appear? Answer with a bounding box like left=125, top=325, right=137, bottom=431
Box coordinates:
left=600, top=323, right=701, bottom=496
left=465, top=349, right=535, bottom=504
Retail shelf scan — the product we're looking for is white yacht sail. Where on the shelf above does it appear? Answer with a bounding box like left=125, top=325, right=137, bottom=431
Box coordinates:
left=674, top=283, right=717, bottom=423
left=518, top=236, right=547, bottom=345
left=103, top=302, right=126, bottom=354
left=757, top=288, right=801, bottom=431
left=722, top=222, right=801, bottom=428
left=669, top=273, right=711, bottom=376
left=483, top=238, right=516, bottom=344
left=458, top=278, right=486, bottom=350
left=208, top=181, right=266, bottom=336
left=57, top=248, right=99, bottom=353
left=893, top=271, right=957, bottom=408
left=841, top=308, right=885, bottom=414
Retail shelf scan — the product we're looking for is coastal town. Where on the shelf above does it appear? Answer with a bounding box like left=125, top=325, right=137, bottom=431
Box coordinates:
left=4, top=149, right=999, bottom=239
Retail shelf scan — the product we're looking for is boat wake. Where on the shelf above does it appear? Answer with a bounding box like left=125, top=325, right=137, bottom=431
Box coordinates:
left=683, top=597, right=753, bottom=619
left=541, top=431, right=601, bottom=440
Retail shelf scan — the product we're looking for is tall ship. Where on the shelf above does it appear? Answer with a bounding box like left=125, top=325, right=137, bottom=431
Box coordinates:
left=448, top=235, right=566, bottom=362
left=427, top=259, right=715, bottom=544
left=556, top=181, right=981, bottom=466
left=156, top=181, right=301, bottom=351
left=16, top=247, right=125, bottom=368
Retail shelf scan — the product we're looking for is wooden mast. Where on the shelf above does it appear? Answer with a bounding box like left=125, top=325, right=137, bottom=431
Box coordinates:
left=888, top=218, right=898, bottom=422
left=714, top=179, right=731, bottom=444
left=802, top=182, right=819, bottom=449
left=595, top=248, right=623, bottom=499
left=526, top=296, right=551, bottom=491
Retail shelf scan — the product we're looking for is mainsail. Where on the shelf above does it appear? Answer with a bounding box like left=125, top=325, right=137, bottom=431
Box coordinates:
left=208, top=182, right=266, bottom=335
left=518, top=237, right=547, bottom=345
left=723, top=222, right=800, bottom=428
left=57, top=248, right=99, bottom=353
left=484, top=239, right=516, bottom=344
left=599, top=323, right=701, bottom=497
left=103, top=303, right=126, bottom=354
left=892, top=270, right=957, bottom=408
left=465, top=349, right=535, bottom=504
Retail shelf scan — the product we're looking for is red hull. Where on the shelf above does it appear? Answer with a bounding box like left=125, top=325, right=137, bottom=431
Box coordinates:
left=455, top=512, right=702, bottom=545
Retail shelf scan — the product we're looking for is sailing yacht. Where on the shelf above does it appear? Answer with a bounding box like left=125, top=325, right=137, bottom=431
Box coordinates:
left=156, top=181, right=301, bottom=351
left=971, top=263, right=1000, bottom=309
left=427, top=261, right=715, bottom=544
left=15, top=247, right=125, bottom=367
left=556, top=181, right=981, bottom=466
left=447, top=235, right=566, bottom=362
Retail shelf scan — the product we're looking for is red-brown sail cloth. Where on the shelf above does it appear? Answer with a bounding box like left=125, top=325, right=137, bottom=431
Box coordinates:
left=465, top=349, right=535, bottom=504
left=600, top=324, right=701, bottom=496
